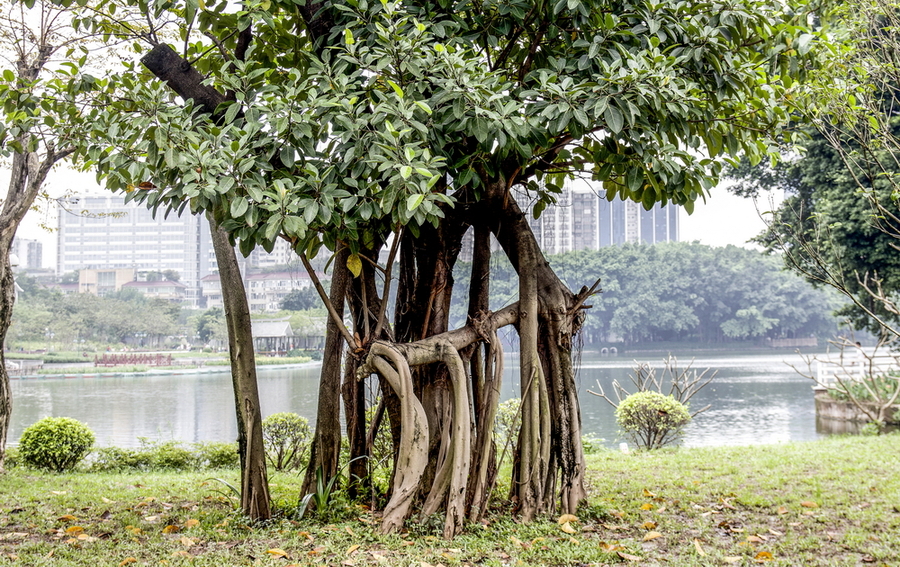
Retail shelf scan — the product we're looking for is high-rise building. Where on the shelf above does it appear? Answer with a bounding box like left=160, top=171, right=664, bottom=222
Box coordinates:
left=520, top=183, right=679, bottom=254
left=10, top=237, right=43, bottom=269
left=57, top=195, right=212, bottom=307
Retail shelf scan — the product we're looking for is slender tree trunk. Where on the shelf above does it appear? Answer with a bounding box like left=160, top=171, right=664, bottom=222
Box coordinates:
left=208, top=213, right=271, bottom=520
left=0, top=148, right=70, bottom=471
left=301, top=246, right=349, bottom=495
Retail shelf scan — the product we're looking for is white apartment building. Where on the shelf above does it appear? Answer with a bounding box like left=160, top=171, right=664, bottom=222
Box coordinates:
left=57, top=195, right=212, bottom=307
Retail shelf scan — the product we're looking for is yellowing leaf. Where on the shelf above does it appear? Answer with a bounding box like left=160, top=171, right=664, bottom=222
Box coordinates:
left=724, top=557, right=742, bottom=564
left=171, top=550, right=190, bottom=558
left=640, top=503, right=654, bottom=510
left=347, top=254, right=363, bottom=278
left=693, top=538, right=706, bottom=556
left=800, top=501, right=819, bottom=508
left=58, top=515, right=78, bottom=522
left=642, top=521, right=658, bottom=530
left=180, top=536, right=193, bottom=547
left=119, top=559, right=138, bottom=566
left=755, top=551, right=774, bottom=561
left=617, top=551, right=642, bottom=561
left=655, top=505, right=667, bottom=513
left=557, top=514, right=578, bottom=524
left=65, top=526, right=85, bottom=534
left=643, top=489, right=656, bottom=497
left=162, top=525, right=180, bottom=534
left=747, top=535, right=765, bottom=543
left=184, top=519, right=200, bottom=528
left=346, top=545, right=360, bottom=555
left=560, top=522, right=577, bottom=535
left=776, top=506, right=789, bottom=515
left=643, top=531, right=663, bottom=541
left=267, top=548, right=290, bottom=558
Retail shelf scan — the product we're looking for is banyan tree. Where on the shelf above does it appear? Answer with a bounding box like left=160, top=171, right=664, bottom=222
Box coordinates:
left=66, top=0, right=818, bottom=537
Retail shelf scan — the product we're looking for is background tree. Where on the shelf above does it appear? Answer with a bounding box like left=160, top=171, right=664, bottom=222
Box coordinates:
left=731, top=0, right=900, bottom=339
left=0, top=0, right=98, bottom=470
left=70, top=0, right=819, bottom=535
left=280, top=286, right=321, bottom=312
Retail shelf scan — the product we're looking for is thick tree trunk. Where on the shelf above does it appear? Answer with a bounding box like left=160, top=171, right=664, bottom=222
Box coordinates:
left=301, top=246, right=349, bottom=495
left=485, top=182, right=587, bottom=516
left=208, top=213, right=271, bottom=520
left=0, top=249, right=14, bottom=472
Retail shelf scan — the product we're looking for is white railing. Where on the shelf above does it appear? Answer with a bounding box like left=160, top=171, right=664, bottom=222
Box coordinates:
left=815, top=350, right=900, bottom=388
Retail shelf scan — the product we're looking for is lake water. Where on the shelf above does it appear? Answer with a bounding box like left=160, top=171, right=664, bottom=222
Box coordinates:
left=7, top=351, right=840, bottom=449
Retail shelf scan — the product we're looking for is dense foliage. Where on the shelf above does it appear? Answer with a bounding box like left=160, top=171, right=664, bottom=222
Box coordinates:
left=454, top=242, right=843, bottom=344
left=730, top=133, right=900, bottom=335
left=8, top=281, right=181, bottom=346
left=18, top=417, right=95, bottom=472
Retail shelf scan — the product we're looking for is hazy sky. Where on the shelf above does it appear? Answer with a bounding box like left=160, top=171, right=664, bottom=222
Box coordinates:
left=7, top=168, right=780, bottom=271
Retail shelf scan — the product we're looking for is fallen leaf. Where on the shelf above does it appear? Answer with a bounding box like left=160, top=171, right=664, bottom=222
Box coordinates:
left=747, top=535, right=765, bottom=544
left=76, top=534, right=93, bottom=541
left=602, top=523, right=626, bottom=531
left=655, top=505, right=667, bottom=514
left=57, top=515, right=78, bottom=523
left=800, top=501, right=819, bottom=508
left=179, top=536, right=193, bottom=547
left=724, top=557, right=742, bottom=564
left=267, top=548, right=290, bottom=558
left=642, top=521, right=658, bottom=530
left=171, top=550, right=190, bottom=558
left=346, top=545, right=360, bottom=555
left=184, top=519, right=200, bottom=528
left=643, top=531, right=663, bottom=541
left=309, top=546, right=326, bottom=555
left=557, top=514, right=578, bottom=524
left=599, top=542, right=624, bottom=551
left=617, top=551, right=642, bottom=561
left=119, top=559, right=138, bottom=566
left=162, top=525, right=180, bottom=534
left=65, top=526, right=85, bottom=535
left=776, top=506, right=788, bottom=515
left=50, top=491, right=67, bottom=495
left=755, top=551, right=773, bottom=561
left=640, top=503, right=654, bottom=510
left=769, top=528, right=783, bottom=536
left=643, top=489, right=656, bottom=498
left=560, top=522, right=577, bottom=534
left=693, top=538, right=706, bottom=556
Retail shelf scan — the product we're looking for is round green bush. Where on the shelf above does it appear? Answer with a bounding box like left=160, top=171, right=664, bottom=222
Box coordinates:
left=262, top=412, right=311, bottom=471
left=615, top=391, right=691, bottom=450
left=19, top=417, right=95, bottom=472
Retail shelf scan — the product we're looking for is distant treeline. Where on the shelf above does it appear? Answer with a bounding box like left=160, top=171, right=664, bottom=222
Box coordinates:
left=453, top=242, right=844, bottom=345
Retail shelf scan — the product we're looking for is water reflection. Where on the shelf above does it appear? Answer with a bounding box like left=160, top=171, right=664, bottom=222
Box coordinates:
left=9, top=352, right=826, bottom=449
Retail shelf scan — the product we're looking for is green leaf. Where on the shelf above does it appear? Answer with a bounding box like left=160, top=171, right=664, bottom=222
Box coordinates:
left=407, top=194, right=425, bottom=211
left=605, top=105, right=624, bottom=134
left=626, top=167, right=643, bottom=192
left=400, top=165, right=412, bottom=179
left=347, top=253, right=363, bottom=278
left=415, top=101, right=432, bottom=115
left=386, top=79, right=404, bottom=99
left=230, top=197, right=248, bottom=218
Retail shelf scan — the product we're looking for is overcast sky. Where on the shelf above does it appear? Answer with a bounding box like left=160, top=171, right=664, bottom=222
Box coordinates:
left=6, top=168, right=781, bottom=271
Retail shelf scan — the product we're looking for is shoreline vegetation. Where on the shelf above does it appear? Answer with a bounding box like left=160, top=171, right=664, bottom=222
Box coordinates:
left=0, top=434, right=897, bottom=566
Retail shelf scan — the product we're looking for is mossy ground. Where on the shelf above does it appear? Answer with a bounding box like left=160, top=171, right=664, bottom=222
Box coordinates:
left=0, top=434, right=897, bottom=566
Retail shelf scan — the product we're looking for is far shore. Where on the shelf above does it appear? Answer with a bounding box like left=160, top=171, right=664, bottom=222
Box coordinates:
left=6, top=359, right=322, bottom=380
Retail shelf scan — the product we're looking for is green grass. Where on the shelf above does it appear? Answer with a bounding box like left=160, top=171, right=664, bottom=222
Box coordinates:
left=0, top=434, right=898, bottom=566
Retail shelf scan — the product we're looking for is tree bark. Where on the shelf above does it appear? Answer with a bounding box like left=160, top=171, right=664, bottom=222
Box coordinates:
left=208, top=213, right=271, bottom=520
left=0, top=147, right=72, bottom=471
left=301, top=246, right=349, bottom=495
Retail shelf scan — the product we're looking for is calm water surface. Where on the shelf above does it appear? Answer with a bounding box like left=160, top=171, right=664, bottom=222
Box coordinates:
left=8, top=352, right=831, bottom=448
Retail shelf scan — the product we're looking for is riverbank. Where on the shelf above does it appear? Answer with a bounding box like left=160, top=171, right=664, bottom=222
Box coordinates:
left=0, top=434, right=896, bottom=566
left=5, top=359, right=322, bottom=380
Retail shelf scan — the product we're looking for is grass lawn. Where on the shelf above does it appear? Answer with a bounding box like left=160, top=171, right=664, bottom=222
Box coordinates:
left=0, top=434, right=897, bottom=566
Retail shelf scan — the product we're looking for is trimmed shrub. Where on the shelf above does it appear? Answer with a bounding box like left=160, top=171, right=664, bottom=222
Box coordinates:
left=262, top=412, right=310, bottom=471
left=139, top=439, right=198, bottom=470
left=194, top=442, right=239, bottom=469
left=89, top=447, right=149, bottom=472
left=19, top=417, right=95, bottom=472
left=615, top=391, right=691, bottom=450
